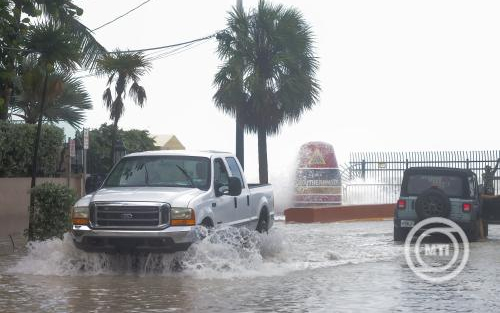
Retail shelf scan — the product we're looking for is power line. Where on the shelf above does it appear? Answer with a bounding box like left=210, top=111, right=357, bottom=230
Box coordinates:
left=1, top=31, right=219, bottom=55
left=108, top=33, right=218, bottom=54
left=148, top=40, right=209, bottom=61
left=91, top=0, right=153, bottom=32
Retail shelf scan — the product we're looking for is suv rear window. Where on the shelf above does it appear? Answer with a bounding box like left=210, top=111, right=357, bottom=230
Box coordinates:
left=406, top=174, right=464, bottom=198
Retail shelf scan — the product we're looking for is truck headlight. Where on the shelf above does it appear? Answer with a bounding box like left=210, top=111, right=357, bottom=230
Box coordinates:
left=72, top=206, right=89, bottom=225
left=170, top=207, right=196, bottom=226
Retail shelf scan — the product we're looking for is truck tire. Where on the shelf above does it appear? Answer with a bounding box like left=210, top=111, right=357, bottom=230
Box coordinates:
left=256, top=209, right=269, bottom=233
left=415, top=188, right=451, bottom=220
left=394, top=226, right=410, bottom=242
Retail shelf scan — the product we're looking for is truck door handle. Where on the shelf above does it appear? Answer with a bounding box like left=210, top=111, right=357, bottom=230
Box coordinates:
left=247, top=195, right=250, bottom=206
left=234, top=197, right=237, bottom=209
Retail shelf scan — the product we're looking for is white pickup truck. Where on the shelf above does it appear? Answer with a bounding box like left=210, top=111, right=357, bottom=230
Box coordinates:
left=71, top=150, right=274, bottom=253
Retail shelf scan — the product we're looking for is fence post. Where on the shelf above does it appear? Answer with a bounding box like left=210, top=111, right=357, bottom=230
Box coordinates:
left=405, top=158, right=409, bottom=169
left=361, top=159, right=366, bottom=181
left=466, top=158, right=469, bottom=169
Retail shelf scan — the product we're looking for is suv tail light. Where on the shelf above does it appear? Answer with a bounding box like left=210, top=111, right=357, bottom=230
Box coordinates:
left=397, top=199, right=406, bottom=210
left=463, top=203, right=472, bottom=212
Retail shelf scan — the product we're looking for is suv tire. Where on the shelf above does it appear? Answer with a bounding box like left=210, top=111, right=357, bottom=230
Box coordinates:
left=394, top=226, right=410, bottom=242
left=415, top=188, right=451, bottom=220
left=467, top=219, right=480, bottom=242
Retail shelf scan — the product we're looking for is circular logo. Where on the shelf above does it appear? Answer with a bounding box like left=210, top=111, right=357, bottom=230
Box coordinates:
left=404, top=217, right=470, bottom=283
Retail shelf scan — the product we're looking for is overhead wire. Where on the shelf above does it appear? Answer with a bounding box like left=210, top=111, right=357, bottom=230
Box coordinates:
left=91, top=0, right=153, bottom=32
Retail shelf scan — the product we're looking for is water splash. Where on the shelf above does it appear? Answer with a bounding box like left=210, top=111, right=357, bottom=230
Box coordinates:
left=6, top=222, right=398, bottom=279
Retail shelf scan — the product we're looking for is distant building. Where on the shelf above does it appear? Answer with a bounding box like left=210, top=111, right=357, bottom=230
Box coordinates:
left=153, top=134, right=185, bottom=150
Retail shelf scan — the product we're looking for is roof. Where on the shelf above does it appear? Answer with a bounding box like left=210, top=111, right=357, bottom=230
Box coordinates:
left=124, top=150, right=233, bottom=158
left=153, top=134, right=185, bottom=150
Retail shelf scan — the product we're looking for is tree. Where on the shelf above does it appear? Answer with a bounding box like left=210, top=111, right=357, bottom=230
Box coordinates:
left=0, top=0, right=105, bottom=121
left=24, top=21, right=81, bottom=239
left=11, top=58, right=92, bottom=128
left=215, top=0, right=320, bottom=183
left=97, top=51, right=151, bottom=167
left=82, top=124, right=158, bottom=174
left=214, top=4, right=248, bottom=169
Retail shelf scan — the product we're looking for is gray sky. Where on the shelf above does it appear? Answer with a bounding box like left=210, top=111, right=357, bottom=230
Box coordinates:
left=73, top=0, right=500, bottom=184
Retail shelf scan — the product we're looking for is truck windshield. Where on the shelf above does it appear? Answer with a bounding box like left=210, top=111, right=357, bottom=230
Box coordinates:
left=405, top=174, right=465, bottom=198
left=104, top=156, right=211, bottom=190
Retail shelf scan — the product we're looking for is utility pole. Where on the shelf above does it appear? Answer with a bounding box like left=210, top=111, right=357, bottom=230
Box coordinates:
left=83, top=128, right=89, bottom=196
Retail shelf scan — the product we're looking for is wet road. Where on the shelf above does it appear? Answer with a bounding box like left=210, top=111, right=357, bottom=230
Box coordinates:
left=1, top=220, right=500, bottom=312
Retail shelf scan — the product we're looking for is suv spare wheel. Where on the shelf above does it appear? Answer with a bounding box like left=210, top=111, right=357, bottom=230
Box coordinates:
left=415, top=187, right=451, bottom=219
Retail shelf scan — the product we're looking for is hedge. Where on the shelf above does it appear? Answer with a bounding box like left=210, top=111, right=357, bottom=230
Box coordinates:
left=0, top=121, right=64, bottom=177
left=29, top=182, right=76, bottom=240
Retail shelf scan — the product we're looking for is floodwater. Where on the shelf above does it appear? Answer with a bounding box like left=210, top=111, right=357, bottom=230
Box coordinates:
left=1, top=220, right=500, bottom=312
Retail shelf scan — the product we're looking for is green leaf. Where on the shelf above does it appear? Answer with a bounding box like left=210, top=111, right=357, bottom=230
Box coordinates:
left=22, top=17, right=30, bottom=23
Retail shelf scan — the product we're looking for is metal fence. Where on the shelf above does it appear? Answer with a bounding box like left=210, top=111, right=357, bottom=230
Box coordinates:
left=341, top=150, right=500, bottom=204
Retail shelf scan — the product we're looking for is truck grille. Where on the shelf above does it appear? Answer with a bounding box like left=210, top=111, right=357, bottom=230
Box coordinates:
left=91, top=202, right=169, bottom=229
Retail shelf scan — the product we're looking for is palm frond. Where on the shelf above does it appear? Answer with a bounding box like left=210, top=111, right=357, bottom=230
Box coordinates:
left=35, top=0, right=107, bottom=70
left=24, top=21, right=82, bottom=72
left=102, top=87, right=113, bottom=113
left=129, top=81, right=147, bottom=107
left=97, top=50, right=151, bottom=124
left=12, top=61, right=92, bottom=128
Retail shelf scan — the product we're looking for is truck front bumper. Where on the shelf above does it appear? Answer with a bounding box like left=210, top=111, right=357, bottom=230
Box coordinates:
left=71, top=225, right=197, bottom=253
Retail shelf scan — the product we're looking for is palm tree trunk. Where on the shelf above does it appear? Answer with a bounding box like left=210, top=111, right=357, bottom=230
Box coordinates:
left=236, top=112, right=244, bottom=170
left=257, top=127, right=268, bottom=184
left=28, top=70, right=49, bottom=240
left=110, top=117, right=119, bottom=169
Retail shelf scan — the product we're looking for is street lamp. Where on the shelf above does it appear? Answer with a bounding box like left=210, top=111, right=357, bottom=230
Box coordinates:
left=114, top=140, right=126, bottom=165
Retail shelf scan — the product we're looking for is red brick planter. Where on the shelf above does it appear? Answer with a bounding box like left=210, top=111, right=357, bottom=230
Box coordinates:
left=284, top=204, right=396, bottom=223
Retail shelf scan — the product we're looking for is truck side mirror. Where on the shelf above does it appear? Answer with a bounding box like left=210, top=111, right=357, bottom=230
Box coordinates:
left=228, top=177, right=242, bottom=196
left=214, top=181, right=224, bottom=197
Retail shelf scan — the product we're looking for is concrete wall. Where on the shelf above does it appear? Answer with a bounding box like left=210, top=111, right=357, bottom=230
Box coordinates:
left=0, top=177, right=83, bottom=237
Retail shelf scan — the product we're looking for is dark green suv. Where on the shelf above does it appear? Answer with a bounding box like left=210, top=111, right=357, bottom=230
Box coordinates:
left=394, top=167, right=486, bottom=242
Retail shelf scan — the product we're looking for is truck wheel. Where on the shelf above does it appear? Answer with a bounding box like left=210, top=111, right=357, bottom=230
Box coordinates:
left=394, top=226, right=410, bottom=242
left=256, top=209, right=269, bottom=233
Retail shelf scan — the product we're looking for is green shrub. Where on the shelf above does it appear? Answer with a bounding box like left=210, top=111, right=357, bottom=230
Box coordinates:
left=0, top=121, right=64, bottom=177
left=29, top=182, right=76, bottom=241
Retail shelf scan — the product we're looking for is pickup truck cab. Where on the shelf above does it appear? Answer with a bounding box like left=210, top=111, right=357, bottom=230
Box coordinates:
left=394, top=167, right=485, bottom=242
left=71, top=150, right=274, bottom=252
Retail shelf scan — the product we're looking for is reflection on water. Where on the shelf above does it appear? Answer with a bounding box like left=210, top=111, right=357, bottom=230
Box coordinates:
left=1, top=221, right=500, bottom=312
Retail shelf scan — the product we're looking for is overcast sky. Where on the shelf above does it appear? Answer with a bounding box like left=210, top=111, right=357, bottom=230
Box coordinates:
left=72, top=0, right=500, bottom=185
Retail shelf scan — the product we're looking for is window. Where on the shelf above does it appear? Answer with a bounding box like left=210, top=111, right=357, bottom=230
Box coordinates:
left=104, top=156, right=211, bottom=190
left=468, top=176, right=477, bottom=198
left=214, top=158, right=229, bottom=187
left=225, top=157, right=244, bottom=187
left=406, top=174, right=464, bottom=198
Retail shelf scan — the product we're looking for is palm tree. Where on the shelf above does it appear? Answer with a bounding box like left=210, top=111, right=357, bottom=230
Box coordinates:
left=215, top=0, right=320, bottom=183
left=97, top=51, right=151, bottom=165
left=214, top=4, right=249, bottom=169
left=24, top=21, right=82, bottom=239
left=0, top=0, right=106, bottom=121
left=11, top=59, right=92, bottom=128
